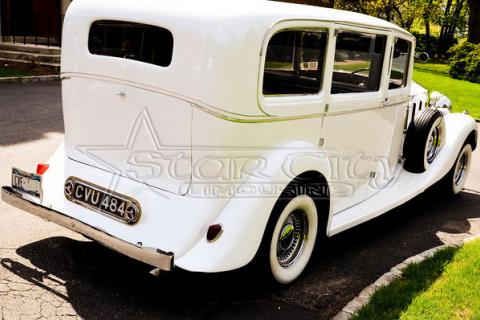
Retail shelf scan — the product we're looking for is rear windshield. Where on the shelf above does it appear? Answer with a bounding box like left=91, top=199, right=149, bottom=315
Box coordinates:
left=88, top=20, right=173, bottom=67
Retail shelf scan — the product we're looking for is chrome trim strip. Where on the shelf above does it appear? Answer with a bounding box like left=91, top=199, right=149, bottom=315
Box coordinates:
left=1, top=186, right=174, bottom=271
left=61, top=73, right=408, bottom=123
left=61, top=72, right=271, bottom=121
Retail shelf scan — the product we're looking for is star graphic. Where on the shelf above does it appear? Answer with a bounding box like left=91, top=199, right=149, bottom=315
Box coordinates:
left=74, top=108, right=191, bottom=196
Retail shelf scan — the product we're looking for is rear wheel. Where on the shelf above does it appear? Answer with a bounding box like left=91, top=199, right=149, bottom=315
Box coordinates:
left=255, top=174, right=328, bottom=284
left=268, top=195, right=318, bottom=284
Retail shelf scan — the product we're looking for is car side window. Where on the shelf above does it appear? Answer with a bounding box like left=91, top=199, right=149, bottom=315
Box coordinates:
left=89, top=20, right=174, bottom=67
left=389, top=38, right=412, bottom=89
left=263, top=29, right=327, bottom=96
left=332, top=32, right=387, bottom=94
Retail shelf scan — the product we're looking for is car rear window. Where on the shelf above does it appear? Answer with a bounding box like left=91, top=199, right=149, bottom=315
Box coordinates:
left=263, top=29, right=328, bottom=95
left=88, top=20, right=173, bottom=67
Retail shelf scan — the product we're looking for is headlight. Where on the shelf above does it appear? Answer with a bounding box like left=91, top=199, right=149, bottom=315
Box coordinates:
left=429, top=91, right=452, bottom=111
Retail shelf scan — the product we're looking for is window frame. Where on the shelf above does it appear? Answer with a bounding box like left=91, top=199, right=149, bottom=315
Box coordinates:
left=388, top=35, right=414, bottom=93
left=330, top=26, right=391, bottom=97
left=325, top=25, right=393, bottom=114
left=258, top=20, right=333, bottom=117
left=331, top=30, right=388, bottom=95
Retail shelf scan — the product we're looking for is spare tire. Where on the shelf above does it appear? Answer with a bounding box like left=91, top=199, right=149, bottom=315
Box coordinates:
left=403, top=108, right=445, bottom=173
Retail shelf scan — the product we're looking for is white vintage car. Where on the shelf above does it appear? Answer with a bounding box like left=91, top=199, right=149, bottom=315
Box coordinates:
left=2, top=0, right=478, bottom=284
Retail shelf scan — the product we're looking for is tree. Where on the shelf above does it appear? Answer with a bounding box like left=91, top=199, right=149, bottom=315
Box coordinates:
left=424, top=0, right=434, bottom=46
left=468, top=0, right=480, bottom=43
left=439, top=0, right=468, bottom=52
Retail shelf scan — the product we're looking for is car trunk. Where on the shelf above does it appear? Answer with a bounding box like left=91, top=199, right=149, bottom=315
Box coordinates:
left=62, top=77, right=192, bottom=195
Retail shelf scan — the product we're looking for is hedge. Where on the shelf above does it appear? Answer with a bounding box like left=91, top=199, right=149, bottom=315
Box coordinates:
left=448, top=41, right=480, bottom=84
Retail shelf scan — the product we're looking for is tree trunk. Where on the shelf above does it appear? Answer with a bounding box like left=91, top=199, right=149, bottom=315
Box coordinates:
left=424, top=0, right=433, bottom=51
left=425, top=18, right=431, bottom=43
left=385, top=0, right=392, bottom=21
left=440, top=0, right=453, bottom=39
left=468, top=0, right=480, bottom=43
left=449, top=0, right=465, bottom=39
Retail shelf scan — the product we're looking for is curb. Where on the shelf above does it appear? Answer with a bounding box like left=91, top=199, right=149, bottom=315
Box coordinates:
left=0, top=75, right=60, bottom=84
left=333, top=235, right=480, bottom=320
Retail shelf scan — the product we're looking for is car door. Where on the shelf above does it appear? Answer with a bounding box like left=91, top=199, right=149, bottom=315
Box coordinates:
left=379, top=35, right=415, bottom=184
left=321, top=26, right=396, bottom=213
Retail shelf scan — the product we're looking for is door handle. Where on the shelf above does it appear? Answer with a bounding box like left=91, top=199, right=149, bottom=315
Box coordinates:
left=383, top=99, right=409, bottom=107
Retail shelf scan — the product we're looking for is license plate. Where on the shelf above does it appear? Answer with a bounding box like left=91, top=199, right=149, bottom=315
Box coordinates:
left=12, top=168, right=42, bottom=199
left=64, top=177, right=141, bottom=225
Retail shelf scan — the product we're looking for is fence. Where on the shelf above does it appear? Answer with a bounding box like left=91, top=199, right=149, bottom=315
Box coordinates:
left=1, top=12, right=61, bottom=47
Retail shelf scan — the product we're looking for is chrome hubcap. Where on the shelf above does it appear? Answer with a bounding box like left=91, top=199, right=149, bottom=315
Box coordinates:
left=454, top=151, right=469, bottom=186
left=276, top=210, right=308, bottom=268
left=426, top=126, right=441, bottom=164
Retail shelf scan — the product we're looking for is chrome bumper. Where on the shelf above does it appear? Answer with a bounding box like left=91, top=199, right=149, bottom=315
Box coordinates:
left=1, top=186, right=174, bottom=271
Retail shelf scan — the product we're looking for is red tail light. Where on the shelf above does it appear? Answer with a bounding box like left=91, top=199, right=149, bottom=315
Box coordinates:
left=36, top=164, right=50, bottom=175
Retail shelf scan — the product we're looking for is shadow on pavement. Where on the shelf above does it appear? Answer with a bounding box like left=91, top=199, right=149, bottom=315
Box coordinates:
left=0, top=82, right=63, bottom=146
left=4, top=189, right=480, bottom=320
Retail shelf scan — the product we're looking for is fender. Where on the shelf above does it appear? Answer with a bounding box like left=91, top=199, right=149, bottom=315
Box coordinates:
left=175, top=141, right=332, bottom=272
left=436, top=113, right=477, bottom=177
left=177, top=113, right=477, bottom=272
left=328, top=112, right=478, bottom=236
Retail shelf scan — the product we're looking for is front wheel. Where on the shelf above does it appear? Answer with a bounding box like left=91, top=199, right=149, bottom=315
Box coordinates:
left=438, top=143, right=473, bottom=195
left=268, top=195, right=318, bottom=284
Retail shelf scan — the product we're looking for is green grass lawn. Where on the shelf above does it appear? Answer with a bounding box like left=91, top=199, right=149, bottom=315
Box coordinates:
left=0, top=67, right=31, bottom=78
left=353, top=239, right=480, bottom=320
left=413, top=62, right=450, bottom=75
left=413, top=63, right=480, bottom=119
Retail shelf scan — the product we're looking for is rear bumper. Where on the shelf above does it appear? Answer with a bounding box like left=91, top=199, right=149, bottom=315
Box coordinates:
left=1, top=186, right=174, bottom=271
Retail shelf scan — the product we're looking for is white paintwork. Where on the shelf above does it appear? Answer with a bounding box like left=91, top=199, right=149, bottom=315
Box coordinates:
left=9, top=0, right=477, bottom=275
left=63, top=77, right=193, bottom=195
left=329, top=113, right=478, bottom=236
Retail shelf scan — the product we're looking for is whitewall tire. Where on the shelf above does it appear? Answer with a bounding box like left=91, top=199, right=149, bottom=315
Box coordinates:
left=437, top=143, right=473, bottom=195
left=268, top=195, right=318, bottom=284
left=451, top=144, right=472, bottom=194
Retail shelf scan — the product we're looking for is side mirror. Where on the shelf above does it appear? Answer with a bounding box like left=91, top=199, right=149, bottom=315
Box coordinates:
left=415, top=52, right=430, bottom=62
left=393, top=49, right=402, bottom=59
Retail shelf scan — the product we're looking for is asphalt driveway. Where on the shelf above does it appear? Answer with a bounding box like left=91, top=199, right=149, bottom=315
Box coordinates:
left=0, top=82, right=479, bottom=320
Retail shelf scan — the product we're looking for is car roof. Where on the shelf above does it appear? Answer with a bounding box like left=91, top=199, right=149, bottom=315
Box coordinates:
left=178, top=0, right=409, bottom=34
left=63, top=0, right=413, bottom=117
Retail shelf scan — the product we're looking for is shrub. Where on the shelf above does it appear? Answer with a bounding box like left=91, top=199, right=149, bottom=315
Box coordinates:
left=412, top=32, right=457, bottom=58
left=448, top=41, right=480, bottom=84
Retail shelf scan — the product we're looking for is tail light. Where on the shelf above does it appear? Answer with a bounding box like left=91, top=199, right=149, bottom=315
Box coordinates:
left=206, top=224, right=223, bottom=243
left=36, top=164, right=50, bottom=175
